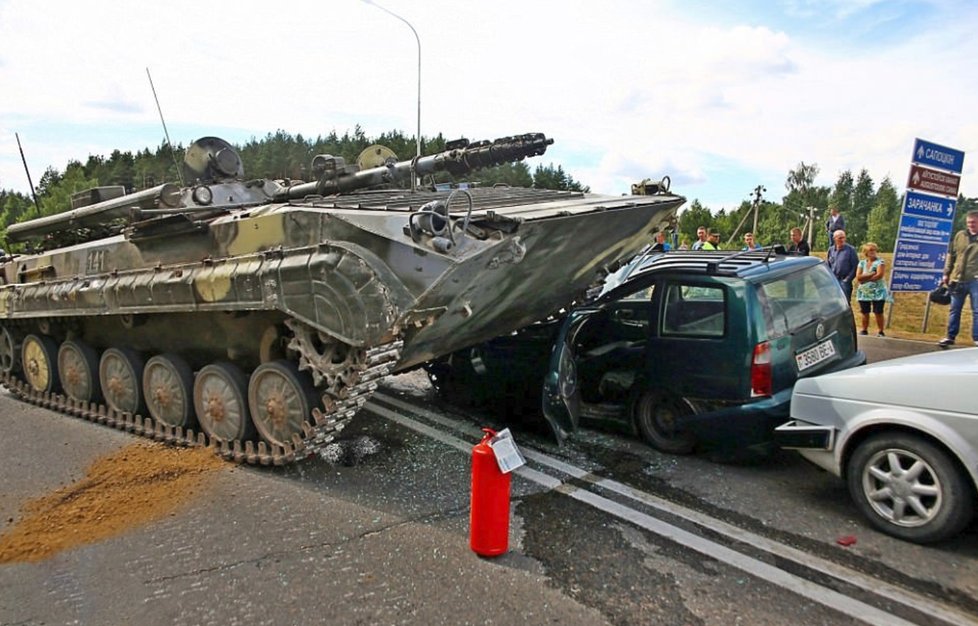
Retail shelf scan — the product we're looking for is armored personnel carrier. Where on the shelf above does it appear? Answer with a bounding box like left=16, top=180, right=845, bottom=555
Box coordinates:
left=0, top=134, right=684, bottom=464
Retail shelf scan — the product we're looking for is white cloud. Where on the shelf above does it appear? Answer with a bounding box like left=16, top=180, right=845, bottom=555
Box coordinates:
left=1, top=0, right=976, bottom=210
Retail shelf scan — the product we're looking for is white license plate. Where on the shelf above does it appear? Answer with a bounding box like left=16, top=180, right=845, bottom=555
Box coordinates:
left=796, top=339, right=836, bottom=372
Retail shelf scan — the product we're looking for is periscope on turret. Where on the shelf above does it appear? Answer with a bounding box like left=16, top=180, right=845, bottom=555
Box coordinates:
left=0, top=134, right=684, bottom=465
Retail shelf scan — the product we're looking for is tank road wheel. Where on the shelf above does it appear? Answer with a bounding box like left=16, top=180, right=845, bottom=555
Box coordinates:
left=58, top=340, right=101, bottom=403
left=248, top=360, right=317, bottom=447
left=22, top=334, right=60, bottom=394
left=0, top=326, right=22, bottom=374
left=194, top=362, right=255, bottom=442
left=99, top=348, right=146, bottom=415
left=143, top=354, right=196, bottom=429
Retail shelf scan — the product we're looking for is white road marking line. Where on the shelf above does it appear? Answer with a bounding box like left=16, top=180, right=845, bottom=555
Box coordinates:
left=370, top=392, right=974, bottom=626
left=366, top=399, right=916, bottom=626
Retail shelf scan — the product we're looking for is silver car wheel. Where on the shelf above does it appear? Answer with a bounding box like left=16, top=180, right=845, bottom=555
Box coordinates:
left=847, top=433, right=973, bottom=543
left=861, top=448, right=941, bottom=528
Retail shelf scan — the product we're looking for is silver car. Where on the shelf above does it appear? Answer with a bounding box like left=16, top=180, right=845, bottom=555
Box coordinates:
left=775, top=348, right=978, bottom=543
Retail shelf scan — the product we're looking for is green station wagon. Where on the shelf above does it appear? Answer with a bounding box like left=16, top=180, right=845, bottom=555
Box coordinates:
left=541, top=249, right=867, bottom=453
left=428, top=249, right=866, bottom=454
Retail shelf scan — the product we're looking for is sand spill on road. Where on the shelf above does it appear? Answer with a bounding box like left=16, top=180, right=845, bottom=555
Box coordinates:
left=0, top=442, right=226, bottom=564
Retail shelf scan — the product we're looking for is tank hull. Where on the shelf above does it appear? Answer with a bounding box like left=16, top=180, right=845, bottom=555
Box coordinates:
left=1, top=188, right=683, bottom=369
left=0, top=140, right=684, bottom=463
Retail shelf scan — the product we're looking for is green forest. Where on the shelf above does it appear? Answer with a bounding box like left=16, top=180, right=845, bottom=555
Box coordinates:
left=1, top=127, right=973, bottom=253
left=676, top=162, right=977, bottom=252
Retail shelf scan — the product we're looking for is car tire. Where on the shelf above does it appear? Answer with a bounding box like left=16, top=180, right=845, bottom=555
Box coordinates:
left=424, top=360, right=457, bottom=399
left=426, top=350, right=494, bottom=407
left=633, top=391, right=696, bottom=455
left=846, top=432, right=975, bottom=544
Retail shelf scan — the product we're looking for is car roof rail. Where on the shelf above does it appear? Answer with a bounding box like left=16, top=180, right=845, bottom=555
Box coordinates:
left=629, top=247, right=792, bottom=277
left=714, top=244, right=788, bottom=267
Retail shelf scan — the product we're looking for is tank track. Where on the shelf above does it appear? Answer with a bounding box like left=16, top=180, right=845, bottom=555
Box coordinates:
left=0, top=337, right=403, bottom=466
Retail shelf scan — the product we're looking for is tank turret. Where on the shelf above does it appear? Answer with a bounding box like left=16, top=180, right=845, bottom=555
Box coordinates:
left=6, top=133, right=552, bottom=246
left=0, top=132, right=683, bottom=465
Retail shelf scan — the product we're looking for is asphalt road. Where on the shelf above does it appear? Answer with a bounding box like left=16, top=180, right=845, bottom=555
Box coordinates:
left=1, top=337, right=976, bottom=626
left=857, top=333, right=947, bottom=362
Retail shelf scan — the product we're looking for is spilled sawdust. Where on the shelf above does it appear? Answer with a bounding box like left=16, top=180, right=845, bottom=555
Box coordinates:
left=0, top=442, right=227, bottom=564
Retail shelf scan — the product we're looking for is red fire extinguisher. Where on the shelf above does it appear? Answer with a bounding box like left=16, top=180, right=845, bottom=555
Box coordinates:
left=470, top=428, right=511, bottom=557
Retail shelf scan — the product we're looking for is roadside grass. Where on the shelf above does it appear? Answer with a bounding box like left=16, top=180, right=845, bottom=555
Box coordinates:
left=817, top=251, right=972, bottom=343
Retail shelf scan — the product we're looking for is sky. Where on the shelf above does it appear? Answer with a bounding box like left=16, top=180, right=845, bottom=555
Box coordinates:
left=1, top=0, right=976, bottom=212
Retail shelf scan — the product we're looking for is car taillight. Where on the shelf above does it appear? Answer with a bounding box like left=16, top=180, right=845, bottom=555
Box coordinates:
left=751, top=341, right=772, bottom=397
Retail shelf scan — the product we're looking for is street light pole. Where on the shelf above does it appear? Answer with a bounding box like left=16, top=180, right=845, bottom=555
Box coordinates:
left=362, top=0, right=421, bottom=192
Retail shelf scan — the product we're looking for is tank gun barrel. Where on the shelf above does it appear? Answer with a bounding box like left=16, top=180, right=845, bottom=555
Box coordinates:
left=6, top=183, right=183, bottom=243
left=4, top=133, right=553, bottom=244
left=277, top=133, right=553, bottom=201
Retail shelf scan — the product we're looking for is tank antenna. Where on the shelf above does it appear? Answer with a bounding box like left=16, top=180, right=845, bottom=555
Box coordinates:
left=146, top=67, right=186, bottom=186
left=14, top=132, right=41, bottom=213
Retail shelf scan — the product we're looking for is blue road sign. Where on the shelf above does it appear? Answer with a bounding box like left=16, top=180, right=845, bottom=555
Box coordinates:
left=893, top=239, right=949, bottom=271
left=897, top=214, right=954, bottom=244
left=890, top=268, right=943, bottom=292
left=903, top=190, right=957, bottom=220
left=913, top=138, right=965, bottom=174
left=893, top=138, right=965, bottom=293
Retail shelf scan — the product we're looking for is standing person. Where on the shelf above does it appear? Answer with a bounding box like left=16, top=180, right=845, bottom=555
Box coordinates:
left=787, top=227, right=810, bottom=255
left=826, top=204, right=846, bottom=243
left=742, top=232, right=762, bottom=250
left=827, top=230, right=858, bottom=304
left=704, top=230, right=720, bottom=250
left=649, top=231, right=671, bottom=252
left=937, top=210, right=978, bottom=348
left=855, top=242, right=888, bottom=337
left=691, top=226, right=709, bottom=250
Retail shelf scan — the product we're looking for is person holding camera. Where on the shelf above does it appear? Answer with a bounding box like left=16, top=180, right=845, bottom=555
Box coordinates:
left=938, top=210, right=978, bottom=348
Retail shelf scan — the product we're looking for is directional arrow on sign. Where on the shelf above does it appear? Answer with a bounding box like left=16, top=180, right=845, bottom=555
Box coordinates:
left=903, top=191, right=957, bottom=220
left=907, top=164, right=961, bottom=196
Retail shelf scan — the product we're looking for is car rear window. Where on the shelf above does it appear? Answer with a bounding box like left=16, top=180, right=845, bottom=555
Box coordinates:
left=756, top=265, right=849, bottom=337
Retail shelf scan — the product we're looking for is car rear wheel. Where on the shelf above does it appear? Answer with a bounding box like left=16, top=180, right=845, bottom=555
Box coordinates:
left=846, top=433, right=974, bottom=543
left=633, top=391, right=696, bottom=455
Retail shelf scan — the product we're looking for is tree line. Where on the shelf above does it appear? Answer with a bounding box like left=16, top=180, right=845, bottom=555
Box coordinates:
left=0, top=127, right=587, bottom=250
left=2, top=128, right=973, bottom=254
left=676, top=162, right=977, bottom=252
